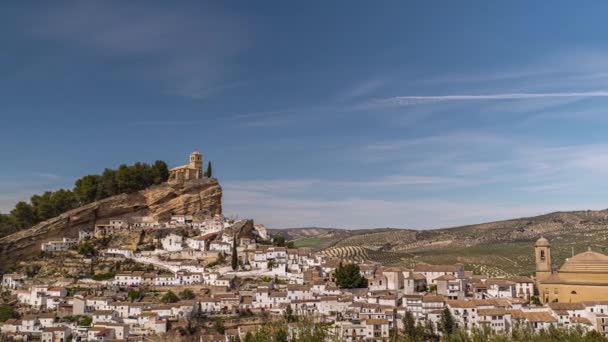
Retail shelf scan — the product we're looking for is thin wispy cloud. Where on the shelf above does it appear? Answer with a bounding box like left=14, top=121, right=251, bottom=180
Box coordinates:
left=30, top=1, right=250, bottom=99
left=372, top=91, right=608, bottom=107
left=335, top=78, right=387, bottom=102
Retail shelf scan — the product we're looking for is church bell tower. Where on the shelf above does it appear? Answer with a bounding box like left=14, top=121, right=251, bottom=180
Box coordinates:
left=188, top=151, right=203, bottom=179
left=535, top=237, right=552, bottom=282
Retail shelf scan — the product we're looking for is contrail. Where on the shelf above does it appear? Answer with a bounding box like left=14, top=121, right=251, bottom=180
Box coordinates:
left=376, top=90, right=608, bottom=106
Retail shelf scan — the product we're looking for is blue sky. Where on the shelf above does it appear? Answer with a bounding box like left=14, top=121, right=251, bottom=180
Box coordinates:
left=3, top=1, right=608, bottom=229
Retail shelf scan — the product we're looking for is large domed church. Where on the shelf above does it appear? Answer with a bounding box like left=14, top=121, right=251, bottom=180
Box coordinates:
left=535, top=237, right=608, bottom=303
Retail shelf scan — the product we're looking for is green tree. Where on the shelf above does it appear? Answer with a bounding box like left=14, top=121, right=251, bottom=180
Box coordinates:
left=152, top=160, right=169, bottom=183
left=213, top=318, right=225, bottom=334
left=217, top=252, right=226, bottom=264
left=272, top=235, right=286, bottom=247
left=334, top=263, right=368, bottom=288
left=439, top=307, right=456, bottom=336
left=10, top=201, right=37, bottom=229
left=231, top=237, right=239, bottom=270
left=274, top=327, right=288, bottom=342
left=0, top=305, right=17, bottom=322
left=179, top=288, right=196, bottom=300
left=293, top=318, right=328, bottom=342
left=78, top=316, right=92, bottom=326
left=161, top=290, right=179, bottom=303
left=128, top=289, right=142, bottom=302
left=77, top=242, right=98, bottom=257
left=284, top=304, right=295, bottom=323
left=243, top=332, right=255, bottom=342
left=204, top=161, right=213, bottom=178
left=423, top=320, right=438, bottom=342
left=96, top=168, right=117, bottom=200
left=0, top=213, right=16, bottom=237
left=403, top=311, right=419, bottom=340
left=74, top=175, right=101, bottom=204
left=50, top=189, right=77, bottom=215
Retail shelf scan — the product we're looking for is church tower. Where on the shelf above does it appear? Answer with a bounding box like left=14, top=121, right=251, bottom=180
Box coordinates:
left=535, top=237, right=552, bottom=282
left=188, top=151, right=203, bottom=179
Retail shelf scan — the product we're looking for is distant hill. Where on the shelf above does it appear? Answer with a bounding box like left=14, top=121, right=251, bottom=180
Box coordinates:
left=273, top=209, right=608, bottom=276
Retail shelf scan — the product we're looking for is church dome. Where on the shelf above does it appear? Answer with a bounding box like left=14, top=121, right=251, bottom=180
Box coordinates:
left=559, top=250, right=608, bottom=273
left=535, top=237, right=550, bottom=247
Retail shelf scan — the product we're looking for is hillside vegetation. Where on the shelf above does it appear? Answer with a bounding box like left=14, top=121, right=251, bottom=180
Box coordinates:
left=0, top=161, right=169, bottom=238
left=278, top=209, right=608, bottom=276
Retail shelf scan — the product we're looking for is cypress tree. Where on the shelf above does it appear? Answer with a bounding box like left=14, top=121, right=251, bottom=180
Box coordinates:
left=231, top=236, right=238, bottom=270
left=205, top=161, right=213, bottom=178
left=439, top=307, right=455, bottom=336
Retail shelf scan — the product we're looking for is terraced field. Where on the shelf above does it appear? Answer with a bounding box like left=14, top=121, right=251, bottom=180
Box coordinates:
left=333, top=229, right=417, bottom=250
left=323, top=246, right=412, bottom=265
left=293, top=236, right=339, bottom=249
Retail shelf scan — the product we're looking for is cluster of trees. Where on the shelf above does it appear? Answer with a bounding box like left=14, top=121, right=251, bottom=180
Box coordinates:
left=77, top=242, right=98, bottom=258
left=234, top=319, right=328, bottom=342
left=397, top=310, right=606, bottom=342
left=161, top=290, right=179, bottom=304
left=0, top=161, right=169, bottom=238
left=0, top=305, right=17, bottom=323
left=271, top=235, right=295, bottom=248
left=334, top=263, right=368, bottom=288
left=179, top=288, right=196, bottom=300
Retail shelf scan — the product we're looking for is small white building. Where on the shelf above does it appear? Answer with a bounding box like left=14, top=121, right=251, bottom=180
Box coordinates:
left=485, top=279, right=516, bottom=299
left=41, top=326, right=71, bottom=342
left=161, top=233, right=184, bottom=252
left=41, top=238, right=77, bottom=252
left=104, top=248, right=134, bottom=258
left=113, top=272, right=144, bottom=287
left=1, top=273, right=27, bottom=289
left=209, top=241, right=232, bottom=254
left=185, top=236, right=207, bottom=251
left=78, top=230, right=94, bottom=241
left=364, top=319, right=390, bottom=339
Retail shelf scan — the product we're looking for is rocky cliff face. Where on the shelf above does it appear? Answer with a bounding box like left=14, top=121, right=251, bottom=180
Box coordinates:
left=0, top=178, right=222, bottom=271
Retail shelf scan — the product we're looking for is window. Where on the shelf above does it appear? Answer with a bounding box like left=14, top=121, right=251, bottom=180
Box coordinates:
left=540, top=250, right=545, bottom=261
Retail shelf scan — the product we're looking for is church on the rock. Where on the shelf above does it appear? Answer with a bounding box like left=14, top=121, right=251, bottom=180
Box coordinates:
left=168, top=151, right=203, bottom=183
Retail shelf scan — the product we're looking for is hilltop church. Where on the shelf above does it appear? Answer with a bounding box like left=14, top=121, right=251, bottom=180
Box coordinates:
left=535, top=237, right=608, bottom=303
left=168, top=151, right=204, bottom=183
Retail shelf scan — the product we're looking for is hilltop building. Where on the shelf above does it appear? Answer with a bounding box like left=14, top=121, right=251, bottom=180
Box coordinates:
left=168, top=151, right=203, bottom=183
left=535, top=237, right=608, bottom=303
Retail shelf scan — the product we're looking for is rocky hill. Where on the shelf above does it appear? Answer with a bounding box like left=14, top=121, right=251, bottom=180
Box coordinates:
left=0, top=178, right=222, bottom=271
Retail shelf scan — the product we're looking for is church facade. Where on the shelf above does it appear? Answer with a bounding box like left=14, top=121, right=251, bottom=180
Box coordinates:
left=168, top=151, right=203, bottom=183
left=535, top=237, right=608, bottom=303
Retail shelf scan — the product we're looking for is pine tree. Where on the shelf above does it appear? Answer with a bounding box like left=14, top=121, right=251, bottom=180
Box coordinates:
left=334, top=263, right=368, bottom=288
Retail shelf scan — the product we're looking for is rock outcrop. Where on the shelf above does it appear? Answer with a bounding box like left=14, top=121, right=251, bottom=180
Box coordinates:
left=0, top=178, right=222, bottom=271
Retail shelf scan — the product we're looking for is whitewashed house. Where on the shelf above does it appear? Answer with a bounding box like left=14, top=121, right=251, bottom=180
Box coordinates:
left=41, top=238, right=76, bottom=252
left=161, top=233, right=184, bottom=252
